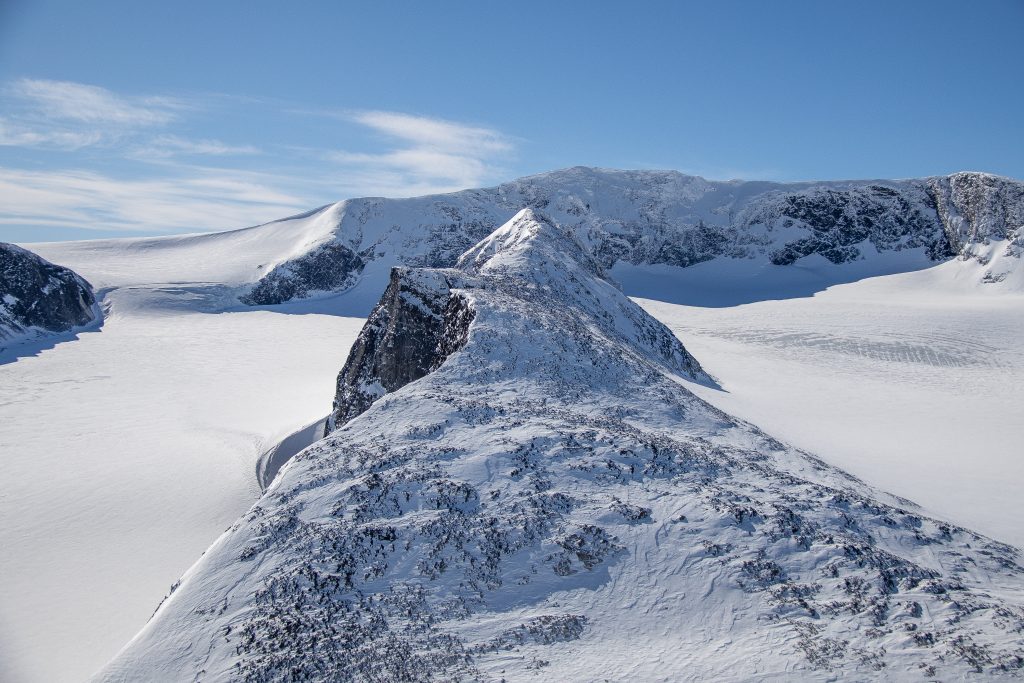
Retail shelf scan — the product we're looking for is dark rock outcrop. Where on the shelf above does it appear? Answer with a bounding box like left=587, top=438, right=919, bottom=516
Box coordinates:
left=0, top=242, right=98, bottom=343
left=240, top=241, right=364, bottom=305
left=326, top=267, right=473, bottom=432
left=928, top=172, right=1024, bottom=258
left=762, top=185, right=952, bottom=265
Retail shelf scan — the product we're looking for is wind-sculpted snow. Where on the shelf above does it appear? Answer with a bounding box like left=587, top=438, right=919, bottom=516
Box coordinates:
left=0, top=242, right=99, bottom=345
left=240, top=167, right=1024, bottom=306
left=97, top=210, right=1024, bottom=681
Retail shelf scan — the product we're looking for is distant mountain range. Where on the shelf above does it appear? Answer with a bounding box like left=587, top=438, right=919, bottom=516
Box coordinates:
left=236, top=168, right=1024, bottom=307
left=17, top=168, right=1023, bottom=332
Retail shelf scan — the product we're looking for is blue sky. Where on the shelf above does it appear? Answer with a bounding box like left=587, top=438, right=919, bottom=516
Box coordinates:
left=1, top=0, right=1021, bottom=242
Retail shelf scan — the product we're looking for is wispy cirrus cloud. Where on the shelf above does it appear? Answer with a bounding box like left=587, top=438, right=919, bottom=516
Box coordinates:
left=0, top=166, right=310, bottom=235
left=0, top=117, right=103, bottom=150
left=133, top=135, right=261, bottom=158
left=323, top=110, right=517, bottom=195
left=0, top=79, right=520, bottom=239
left=9, top=78, right=182, bottom=126
left=0, top=79, right=247, bottom=156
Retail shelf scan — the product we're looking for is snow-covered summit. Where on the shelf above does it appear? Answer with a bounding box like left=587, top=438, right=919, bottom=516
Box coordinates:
left=326, top=210, right=708, bottom=433
left=96, top=212, right=1024, bottom=681
left=457, top=207, right=607, bottom=280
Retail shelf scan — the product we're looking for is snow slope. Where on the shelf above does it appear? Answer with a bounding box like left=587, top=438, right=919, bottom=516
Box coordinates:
left=97, top=211, right=1024, bottom=681
left=0, top=210, right=366, bottom=683
left=26, top=201, right=348, bottom=296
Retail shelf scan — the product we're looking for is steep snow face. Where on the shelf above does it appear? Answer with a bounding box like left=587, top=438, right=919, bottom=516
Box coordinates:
left=238, top=168, right=1024, bottom=308
left=98, top=212, right=1024, bottom=682
left=0, top=242, right=99, bottom=344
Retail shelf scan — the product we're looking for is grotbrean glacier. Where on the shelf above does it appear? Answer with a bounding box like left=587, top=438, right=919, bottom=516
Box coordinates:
left=4, top=168, right=1024, bottom=682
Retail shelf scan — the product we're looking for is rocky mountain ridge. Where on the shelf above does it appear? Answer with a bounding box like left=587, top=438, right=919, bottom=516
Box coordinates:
left=240, top=168, right=1024, bottom=306
left=96, top=210, right=1024, bottom=681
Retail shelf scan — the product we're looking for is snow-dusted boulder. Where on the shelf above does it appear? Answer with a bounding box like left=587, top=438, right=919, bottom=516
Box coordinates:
left=96, top=210, right=1024, bottom=682
left=0, top=242, right=99, bottom=345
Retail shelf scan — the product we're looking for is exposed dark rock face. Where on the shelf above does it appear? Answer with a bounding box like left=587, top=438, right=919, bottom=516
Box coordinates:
left=761, top=185, right=951, bottom=265
left=240, top=241, right=364, bottom=305
left=928, top=172, right=1024, bottom=258
left=0, top=242, right=98, bottom=343
left=326, top=267, right=473, bottom=432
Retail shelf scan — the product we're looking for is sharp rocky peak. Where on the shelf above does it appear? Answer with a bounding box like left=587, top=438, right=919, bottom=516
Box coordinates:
left=456, top=208, right=606, bottom=280
left=327, top=209, right=709, bottom=433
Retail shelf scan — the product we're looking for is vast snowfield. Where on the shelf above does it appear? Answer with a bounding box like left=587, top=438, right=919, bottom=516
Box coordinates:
left=3, top=252, right=1023, bottom=681
left=0, top=222, right=364, bottom=683
left=632, top=259, right=1024, bottom=550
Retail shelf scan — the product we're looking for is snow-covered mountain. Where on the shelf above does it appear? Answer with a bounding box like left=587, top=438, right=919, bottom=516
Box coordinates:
left=97, top=211, right=1024, bottom=681
left=24, top=168, right=1024, bottom=324
left=237, top=168, right=1024, bottom=308
left=0, top=242, right=99, bottom=345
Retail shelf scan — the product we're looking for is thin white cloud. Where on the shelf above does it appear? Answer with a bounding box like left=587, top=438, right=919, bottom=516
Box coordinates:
left=324, top=111, right=516, bottom=195
left=10, top=78, right=180, bottom=126
left=136, top=135, right=261, bottom=158
left=353, top=110, right=513, bottom=155
left=0, top=80, right=520, bottom=238
left=0, top=166, right=310, bottom=235
left=0, top=79, right=249, bottom=158
left=0, top=117, right=103, bottom=150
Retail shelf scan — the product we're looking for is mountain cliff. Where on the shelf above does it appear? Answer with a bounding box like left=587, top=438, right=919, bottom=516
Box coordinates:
left=0, top=242, right=99, bottom=346
left=239, top=168, right=1024, bottom=306
left=96, top=211, right=1024, bottom=681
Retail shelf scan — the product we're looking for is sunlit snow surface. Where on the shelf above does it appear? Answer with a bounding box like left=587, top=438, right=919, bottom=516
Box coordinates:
left=633, top=260, right=1024, bottom=550
left=94, top=211, right=1024, bottom=681
left=0, top=168, right=1022, bottom=680
left=0, top=218, right=365, bottom=683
